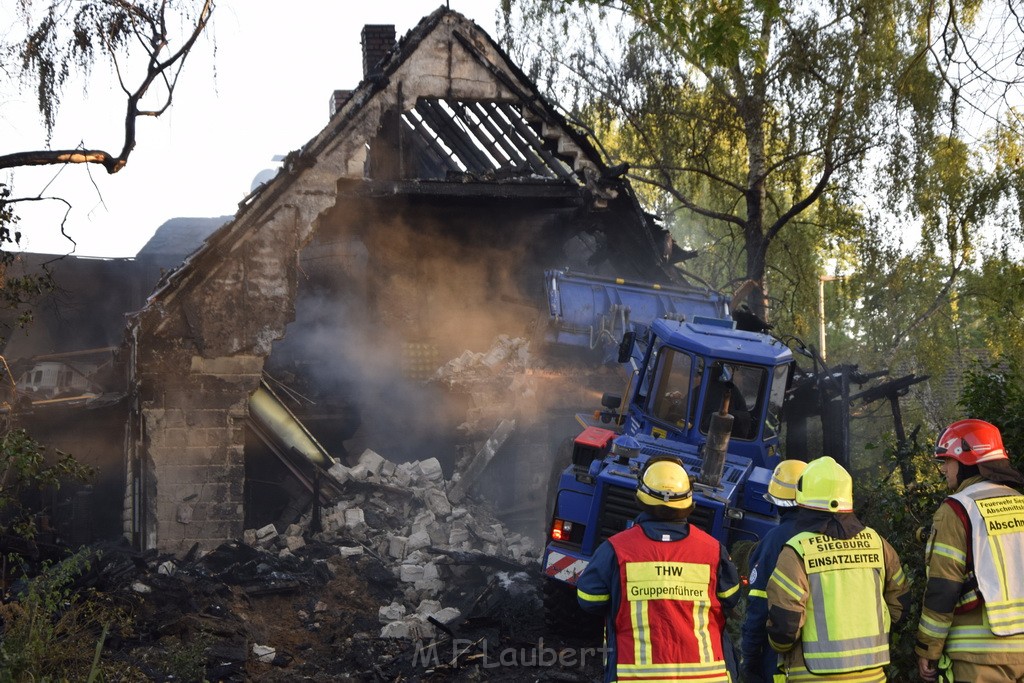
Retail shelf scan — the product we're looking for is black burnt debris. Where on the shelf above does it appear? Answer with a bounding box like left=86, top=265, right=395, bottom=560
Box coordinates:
left=2, top=444, right=603, bottom=681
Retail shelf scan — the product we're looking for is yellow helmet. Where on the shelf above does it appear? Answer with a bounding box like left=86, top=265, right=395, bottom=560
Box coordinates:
left=796, top=456, right=854, bottom=512
left=636, top=459, right=693, bottom=510
left=764, top=459, right=808, bottom=507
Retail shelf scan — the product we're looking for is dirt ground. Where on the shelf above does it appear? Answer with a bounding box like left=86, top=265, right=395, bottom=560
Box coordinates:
left=74, top=538, right=604, bottom=682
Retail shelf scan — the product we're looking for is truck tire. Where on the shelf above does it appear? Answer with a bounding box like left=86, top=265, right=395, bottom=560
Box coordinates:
left=543, top=578, right=603, bottom=640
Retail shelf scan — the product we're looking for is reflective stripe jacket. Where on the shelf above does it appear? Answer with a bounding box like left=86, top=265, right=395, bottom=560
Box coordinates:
left=915, top=476, right=1024, bottom=664
left=741, top=511, right=799, bottom=682
left=766, top=526, right=908, bottom=680
left=950, top=481, right=1024, bottom=635
left=577, top=513, right=740, bottom=683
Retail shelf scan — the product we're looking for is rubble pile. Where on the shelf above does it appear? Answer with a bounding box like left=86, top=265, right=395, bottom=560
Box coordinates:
left=314, top=447, right=541, bottom=641
left=46, top=445, right=601, bottom=681
left=431, top=335, right=536, bottom=436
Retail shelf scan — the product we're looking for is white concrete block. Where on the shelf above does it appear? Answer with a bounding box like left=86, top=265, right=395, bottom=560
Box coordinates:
left=378, top=601, right=407, bottom=623
left=448, top=526, right=470, bottom=545
left=328, top=462, right=351, bottom=486
left=284, top=535, right=306, bottom=552
left=358, top=449, right=386, bottom=476
left=379, top=619, right=431, bottom=639
left=348, top=464, right=370, bottom=482
left=432, top=607, right=462, bottom=624
left=338, top=546, right=364, bottom=557
left=415, top=599, right=442, bottom=616
left=422, top=563, right=440, bottom=582
left=344, top=508, right=365, bottom=528
left=417, top=457, right=444, bottom=482
left=252, top=644, right=275, bottom=663
left=411, top=511, right=436, bottom=535
left=400, top=564, right=425, bottom=583
left=393, top=465, right=413, bottom=487
left=406, top=530, right=431, bottom=551
left=423, top=489, right=452, bottom=517
left=388, top=536, right=408, bottom=560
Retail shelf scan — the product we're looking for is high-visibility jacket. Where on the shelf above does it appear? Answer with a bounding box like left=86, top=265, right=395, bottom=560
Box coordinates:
left=767, top=527, right=906, bottom=680
left=606, top=523, right=730, bottom=682
left=577, top=513, right=740, bottom=683
left=949, top=481, right=1024, bottom=636
left=915, top=476, right=1024, bottom=666
left=742, top=511, right=799, bottom=682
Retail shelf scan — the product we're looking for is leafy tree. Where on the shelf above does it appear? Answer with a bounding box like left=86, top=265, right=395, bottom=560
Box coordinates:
left=500, top=1, right=1024, bottom=329
left=0, top=429, right=94, bottom=543
left=0, top=1, right=215, bottom=255
left=0, top=0, right=215, bottom=174
left=959, top=358, right=1024, bottom=470
left=500, top=0, right=948, bottom=319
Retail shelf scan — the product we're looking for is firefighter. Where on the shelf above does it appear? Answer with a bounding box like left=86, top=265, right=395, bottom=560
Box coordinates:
left=740, top=459, right=808, bottom=682
left=765, top=456, right=910, bottom=682
left=576, top=457, right=740, bottom=683
left=916, top=419, right=1024, bottom=683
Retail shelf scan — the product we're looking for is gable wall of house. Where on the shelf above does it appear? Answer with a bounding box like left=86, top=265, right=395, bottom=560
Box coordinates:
left=125, top=13, right=565, bottom=554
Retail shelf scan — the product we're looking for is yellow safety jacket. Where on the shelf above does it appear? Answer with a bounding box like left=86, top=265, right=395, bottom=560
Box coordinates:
left=780, top=529, right=892, bottom=674
left=949, top=482, right=1024, bottom=636
left=915, top=476, right=1024, bottom=665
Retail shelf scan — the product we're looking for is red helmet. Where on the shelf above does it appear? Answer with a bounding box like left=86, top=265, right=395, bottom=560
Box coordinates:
left=935, top=419, right=1008, bottom=465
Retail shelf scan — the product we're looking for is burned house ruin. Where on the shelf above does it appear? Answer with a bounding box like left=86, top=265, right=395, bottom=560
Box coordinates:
left=6, top=8, right=693, bottom=555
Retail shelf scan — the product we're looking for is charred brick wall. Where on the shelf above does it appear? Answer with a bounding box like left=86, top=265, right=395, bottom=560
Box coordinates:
left=124, top=10, right=632, bottom=554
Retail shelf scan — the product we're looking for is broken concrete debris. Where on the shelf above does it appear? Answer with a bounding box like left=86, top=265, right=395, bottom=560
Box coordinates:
left=245, top=445, right=539, bottom=647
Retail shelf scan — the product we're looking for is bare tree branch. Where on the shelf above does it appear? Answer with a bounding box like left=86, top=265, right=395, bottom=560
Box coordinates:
left=0, top=0, right=214, bottom=174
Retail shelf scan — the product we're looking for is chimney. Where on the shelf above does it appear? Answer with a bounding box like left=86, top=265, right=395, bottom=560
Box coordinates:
left=361, top=24, right=396, bottom=78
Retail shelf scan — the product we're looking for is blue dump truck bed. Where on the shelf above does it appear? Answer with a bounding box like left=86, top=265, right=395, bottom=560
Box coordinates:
left=544, top=269, right=729, bottom=351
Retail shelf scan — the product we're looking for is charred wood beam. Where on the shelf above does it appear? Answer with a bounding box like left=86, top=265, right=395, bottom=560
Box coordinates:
left=402, top=125, right=454, bottom=178
left=445, top=100, right=525, bottom=173
left=426, top=545, right=530, bottom=572
left=416, top=99, right=495, bottom=173
left=463, top=100, right=550, bottom=175
left=336, top=178, right=583, bottom=201
left=452, top=29, right=606, bottom=176
left=849, top=374, right=929, bottom=404
left=491, top=101, right=574, bottom=179
left=402, top=114, right=463, bottom=174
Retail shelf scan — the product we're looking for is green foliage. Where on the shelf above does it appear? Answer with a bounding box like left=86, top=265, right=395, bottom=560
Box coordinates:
left=501, top=0, right=957, bottom=325
left=152, top=632, right=214, bottom=682
left=857, top=440, right=948, bottom=680
left=856, top=359, right=1024, bottom=679
left=0, top=550, right=138, bottom=681
left=959, top=359, right=1024, bottom=470
left=0, top=429, right=94, bottom=540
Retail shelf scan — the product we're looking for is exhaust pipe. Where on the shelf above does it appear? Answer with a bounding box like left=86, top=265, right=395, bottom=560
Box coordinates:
left=700, top=390, right=733, bottom=488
